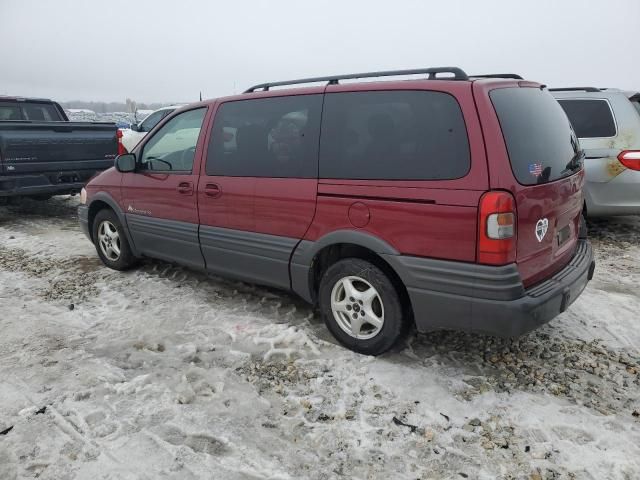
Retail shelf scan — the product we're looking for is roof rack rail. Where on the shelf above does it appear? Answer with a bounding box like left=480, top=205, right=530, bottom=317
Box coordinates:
left=471, top=73, right=523, bottom=79
left=244, top=67, right=469, bottom=93
left=548, top=87, right=601, bottom=93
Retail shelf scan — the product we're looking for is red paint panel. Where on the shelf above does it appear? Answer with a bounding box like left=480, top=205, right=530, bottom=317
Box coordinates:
left=197, top=176, right=255, bottom=231
left=253, top=178, right=317, bottom=238
left=306, top=195, right=478, bottom=262
left=123, top=171, right=199, bottom=224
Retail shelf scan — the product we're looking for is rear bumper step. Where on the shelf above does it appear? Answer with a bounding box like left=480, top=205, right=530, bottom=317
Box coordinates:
left=387, top=240, right=595, bottom=337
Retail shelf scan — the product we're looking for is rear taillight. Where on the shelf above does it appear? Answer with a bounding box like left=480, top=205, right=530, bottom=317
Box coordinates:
left=618, top=150, right=640, bottom=171
left=478, top=191, right=517, bottom=265
left=116, top=129, right=128, bottom=155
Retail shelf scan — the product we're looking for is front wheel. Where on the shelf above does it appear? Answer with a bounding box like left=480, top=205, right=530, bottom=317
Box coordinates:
left=318, top=258, right=408, bottom=355
left=92, top=209, right=137, bottom=270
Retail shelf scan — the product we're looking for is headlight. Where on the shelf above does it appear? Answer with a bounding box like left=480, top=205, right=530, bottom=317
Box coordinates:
left=80, top=188, right=87, bottom=205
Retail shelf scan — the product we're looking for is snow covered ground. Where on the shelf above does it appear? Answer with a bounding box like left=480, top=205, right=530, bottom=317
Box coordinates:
left=0, top=196, right=638, bottom=480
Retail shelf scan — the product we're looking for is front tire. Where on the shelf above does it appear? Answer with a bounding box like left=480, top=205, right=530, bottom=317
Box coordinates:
left=92, top=209, right=137, bottom=270
left=318, top=258, right=408, bottom=355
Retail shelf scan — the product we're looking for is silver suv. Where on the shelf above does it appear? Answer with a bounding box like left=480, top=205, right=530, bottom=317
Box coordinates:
left=551, top=87, right=640, bottom=217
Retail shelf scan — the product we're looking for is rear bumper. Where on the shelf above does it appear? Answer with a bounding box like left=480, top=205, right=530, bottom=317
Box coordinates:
left=0, top=171, right=98, bottom=197
left=78, top=204, right=91, bottom=240
left=387, top=240, right=595, bottom=337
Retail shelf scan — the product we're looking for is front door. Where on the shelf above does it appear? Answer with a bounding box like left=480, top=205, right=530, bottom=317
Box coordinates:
left=122, top=107, right=208, bottom=269
left=197, top=94, right=323, bottom=289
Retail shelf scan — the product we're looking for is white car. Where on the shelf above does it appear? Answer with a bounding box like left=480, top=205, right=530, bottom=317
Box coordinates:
left=551, top=88, right=640, bottom=216
left=120, top=106, right=180, bottom=152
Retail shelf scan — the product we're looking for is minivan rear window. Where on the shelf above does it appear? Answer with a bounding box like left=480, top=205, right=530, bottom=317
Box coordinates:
left=490, top=88, right=583, bottom=185
left=319, top=91, right=470, bottom=180
left=556, top=99, right=616, bottom=138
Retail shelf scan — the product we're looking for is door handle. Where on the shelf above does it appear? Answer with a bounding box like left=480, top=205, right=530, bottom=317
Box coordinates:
left=204, top=183, right=222, bottom=198
left=177, top=181, right=194, bottom=195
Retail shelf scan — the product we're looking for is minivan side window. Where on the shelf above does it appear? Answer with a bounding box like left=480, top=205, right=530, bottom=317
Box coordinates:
left=319, top=91, right=470, bottom=180
left=557, top=99, right=617, bottom=138
left=206, top=95, right=323, bottom=178
left=139, top=108, right=206, bottom=173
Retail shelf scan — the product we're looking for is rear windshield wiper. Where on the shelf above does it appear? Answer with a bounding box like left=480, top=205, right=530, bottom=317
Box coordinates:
left=561, top=150, right=585, bottom=176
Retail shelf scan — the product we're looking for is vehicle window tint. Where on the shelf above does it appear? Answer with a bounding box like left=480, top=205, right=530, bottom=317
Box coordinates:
left=491, top=88, right=583, bottom=186
left=0, top=104, right=22, bottom=120
left=206, top=95, right=322, bottom=178
left=140, top=110, right=167, bottom=132
left=557, top=99, right=616, bottom=138
left=21, top=103, right=60, bottom=121
left=319, top=91, right=470, bottom=180
left=631, top=97, right=640, bottom=117
left=140, top=108, right=206, bottom=172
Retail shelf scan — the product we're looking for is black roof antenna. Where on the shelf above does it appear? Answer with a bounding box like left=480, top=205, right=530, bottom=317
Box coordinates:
left=199, top=91, right=202, bottom=102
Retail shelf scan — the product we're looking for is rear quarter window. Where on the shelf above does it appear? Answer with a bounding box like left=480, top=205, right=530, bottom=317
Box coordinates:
left=556, top=99, right=616, bottom=138
left=631, top=97, right=640, bottom=117
left=319, top=90, right=470, bottom=180
left=490, top=87, right=583, bottom=186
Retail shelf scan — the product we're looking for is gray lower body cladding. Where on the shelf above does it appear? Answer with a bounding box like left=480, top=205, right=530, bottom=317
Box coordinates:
left=79, top=207, right=595, bottom=337
left=126, top=214, right=204, bottom=270
left=384, top=240, right=595, bottom=337
left=199, top=226, right=298, bottom=290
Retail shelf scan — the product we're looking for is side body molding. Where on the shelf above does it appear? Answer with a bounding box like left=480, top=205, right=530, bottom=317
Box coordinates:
left=289, top=229, right=401, bottom=303
left=88, top=192, right=140, bottom=257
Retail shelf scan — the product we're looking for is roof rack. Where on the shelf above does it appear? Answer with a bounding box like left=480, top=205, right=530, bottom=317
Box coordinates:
left=471, top=73, right=523, bottom=79
left=244, top=67, right=469, bottom=93
left=548, top=87, right=601, bottom=93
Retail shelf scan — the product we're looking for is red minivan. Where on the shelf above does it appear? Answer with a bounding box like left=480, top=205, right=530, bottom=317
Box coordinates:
left=79, top=67, right=595, bottom=355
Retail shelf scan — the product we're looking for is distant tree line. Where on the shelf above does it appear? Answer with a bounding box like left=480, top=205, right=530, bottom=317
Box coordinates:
left=59, top=98, right=173, bottom=113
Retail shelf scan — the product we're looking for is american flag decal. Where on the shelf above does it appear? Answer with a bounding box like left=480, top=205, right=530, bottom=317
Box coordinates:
left=529, top=163, right=543, bottom=176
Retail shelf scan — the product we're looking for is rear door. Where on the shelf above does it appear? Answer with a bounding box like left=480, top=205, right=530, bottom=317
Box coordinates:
left=121, top=107, right=207, bottom=269
left=488, top=86, right=584, bottom=286
left=197, top=94, right=323, bottom=289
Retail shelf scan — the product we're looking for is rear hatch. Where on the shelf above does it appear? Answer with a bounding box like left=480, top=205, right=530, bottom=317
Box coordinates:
left=490, top=87, right=585, bottom=287
left=0, top=121, right=117, bottom=175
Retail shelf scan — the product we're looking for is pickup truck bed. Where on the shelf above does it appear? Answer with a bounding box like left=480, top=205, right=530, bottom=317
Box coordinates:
left=0, top=120, right=118, bottom=198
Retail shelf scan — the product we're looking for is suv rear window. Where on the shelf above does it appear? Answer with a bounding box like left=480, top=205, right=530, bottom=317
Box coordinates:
left=556, top=99, right=616, bottom=138
left=319, top=91, right=470, bottom=180
left=491, top=88, right=583, bottom=185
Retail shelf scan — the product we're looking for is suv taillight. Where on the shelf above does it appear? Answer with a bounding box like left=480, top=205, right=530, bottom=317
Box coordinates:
left=478, top=191, right=517, bottom=265
left=117, top=129, right=128, bottom=155
left=618, top=150, right=640, bottom=171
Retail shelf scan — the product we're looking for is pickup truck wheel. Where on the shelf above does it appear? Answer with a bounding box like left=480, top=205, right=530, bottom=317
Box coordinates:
left=319, top=258, right=407, bottom=356
left=93, top=209, right=137, bottom=270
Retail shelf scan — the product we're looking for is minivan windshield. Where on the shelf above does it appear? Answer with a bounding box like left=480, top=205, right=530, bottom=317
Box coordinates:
left=490, top=87, right=583, bottom=185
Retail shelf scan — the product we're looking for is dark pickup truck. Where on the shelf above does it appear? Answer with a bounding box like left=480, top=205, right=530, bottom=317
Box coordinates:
left=0, top=97, right=119, bottom=200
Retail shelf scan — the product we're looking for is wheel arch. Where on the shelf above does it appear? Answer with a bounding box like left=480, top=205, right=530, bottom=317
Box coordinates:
left=290, top=230, right=414, bottom=321
left=87, top=193, right=139, bottom=256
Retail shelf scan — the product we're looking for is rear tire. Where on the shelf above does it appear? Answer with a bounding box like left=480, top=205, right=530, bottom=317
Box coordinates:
left=92, top=209, right=137, bottom=270
left=318, top=258, right=407, bottom=355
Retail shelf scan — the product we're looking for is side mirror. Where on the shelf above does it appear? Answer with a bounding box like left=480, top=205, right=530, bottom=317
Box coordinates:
left=130, top=123, right=140, bottom=132
left=115, top=153, right=136, bottom=173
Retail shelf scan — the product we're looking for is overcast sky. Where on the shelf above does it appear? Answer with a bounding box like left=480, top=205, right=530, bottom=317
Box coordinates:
left=1, top=0, right=638, bottom=103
